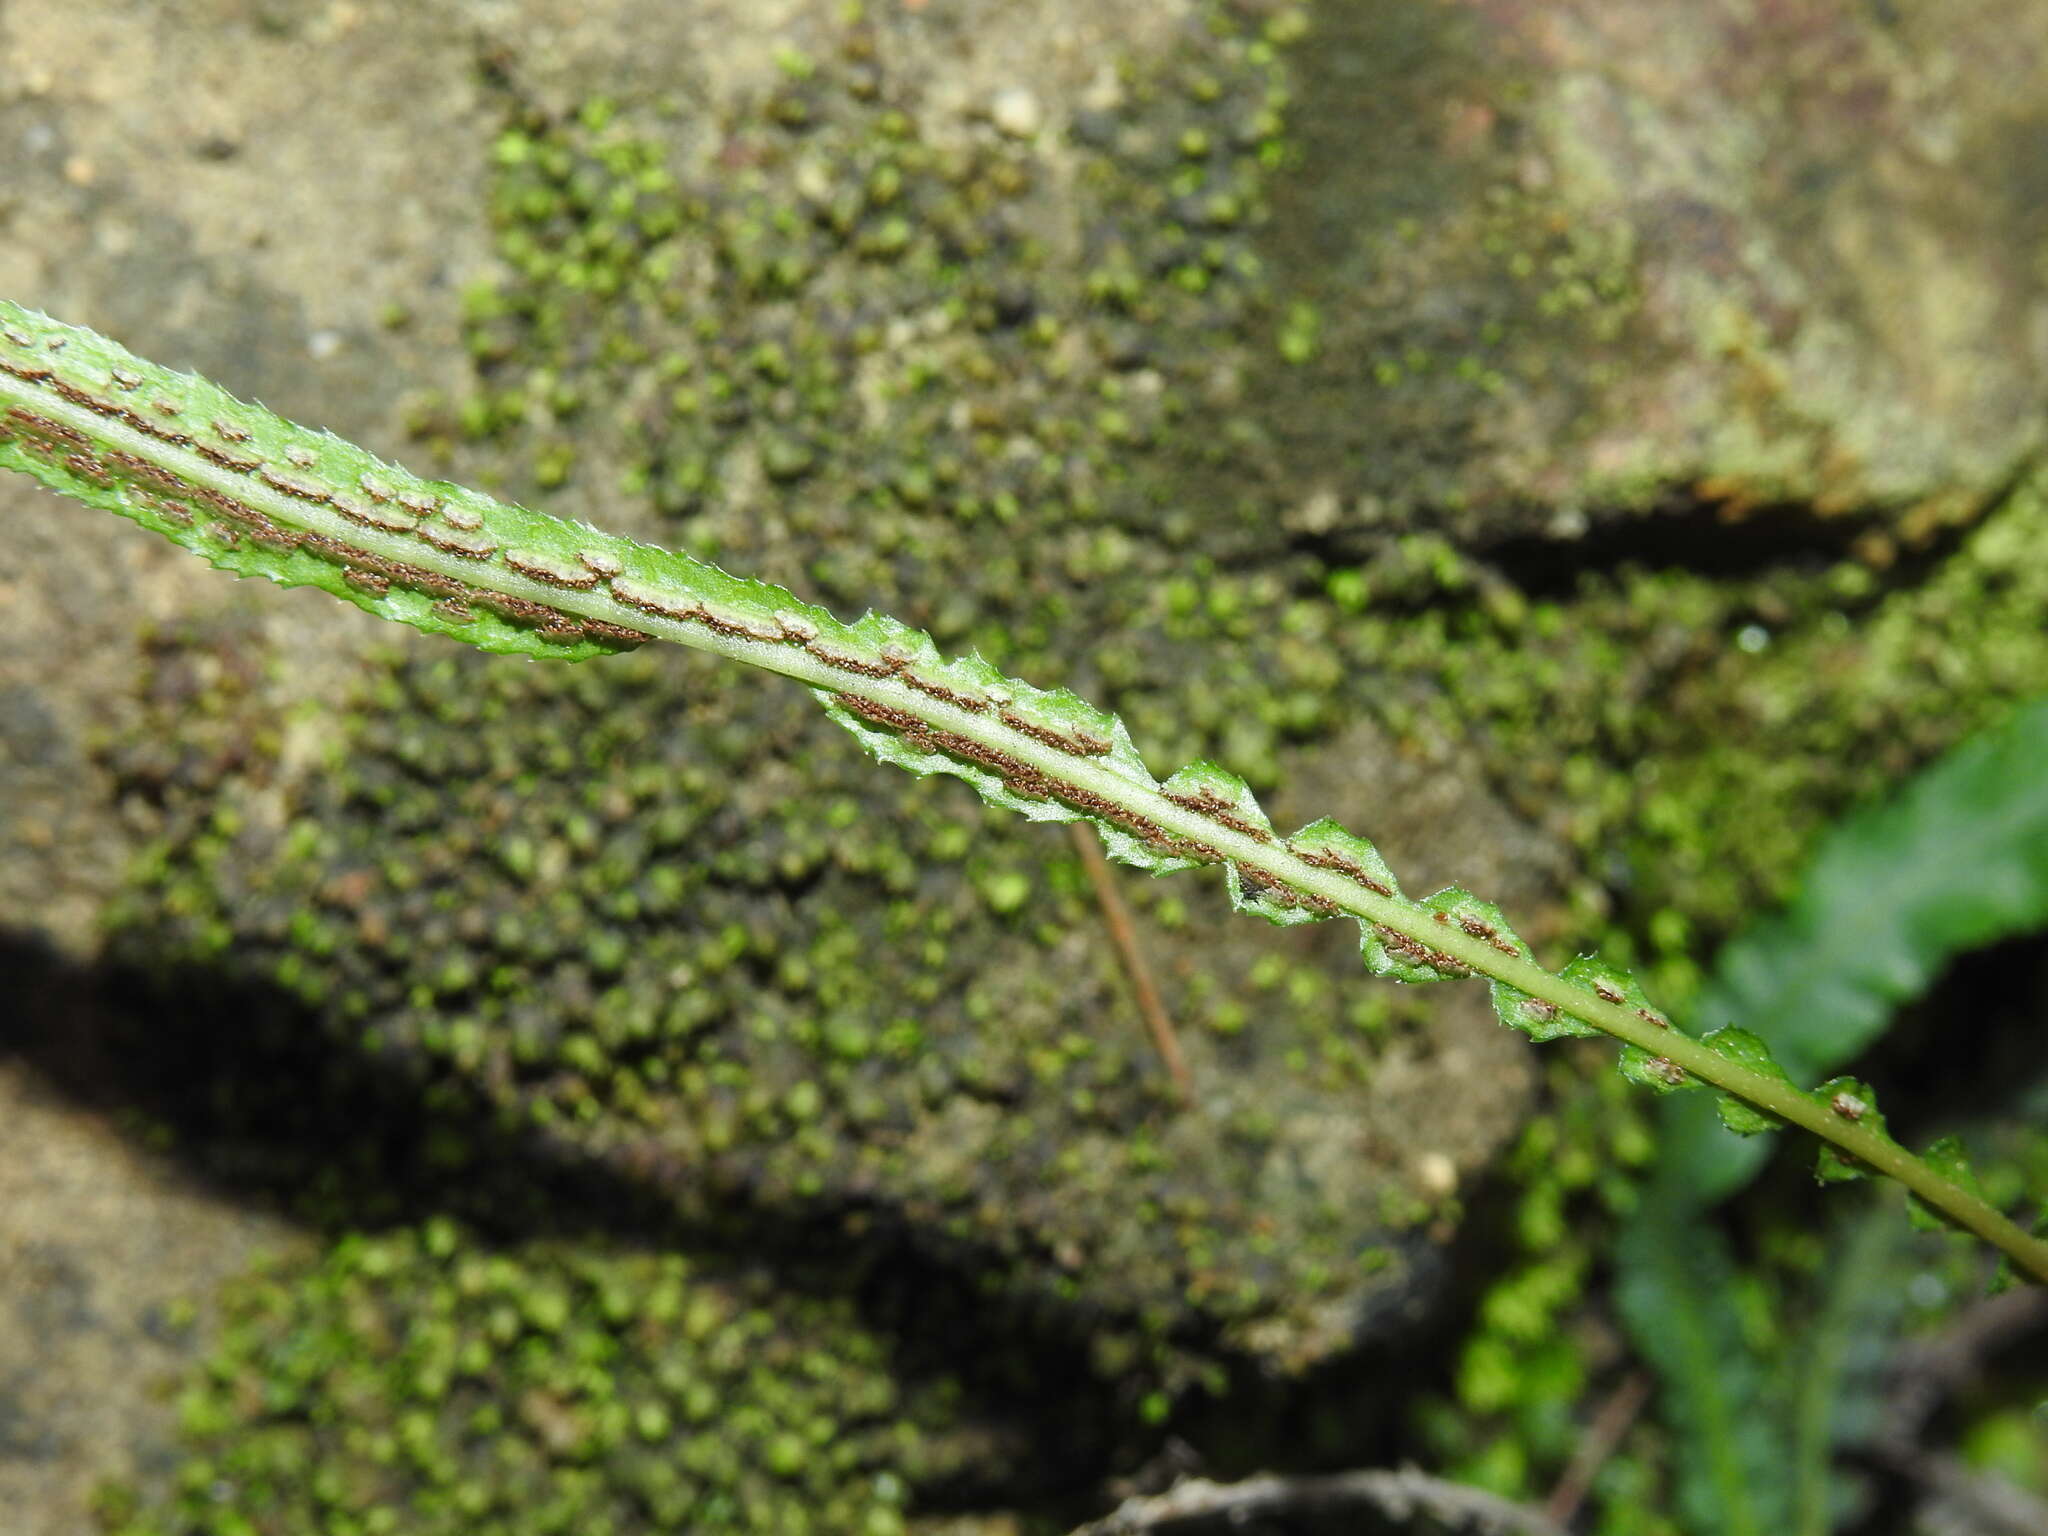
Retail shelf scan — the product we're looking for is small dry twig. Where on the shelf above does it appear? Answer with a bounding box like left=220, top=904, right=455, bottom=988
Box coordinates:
left=1067, top=1468, right=1570, bottom=1536
left=1542, top=1370, right=1651, bottom=1527
left=1069, top=822, right=1193, bottom=1106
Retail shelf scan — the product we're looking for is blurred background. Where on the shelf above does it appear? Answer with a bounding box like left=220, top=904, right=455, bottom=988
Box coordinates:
left=2, top=2, right=2045, bottom=1532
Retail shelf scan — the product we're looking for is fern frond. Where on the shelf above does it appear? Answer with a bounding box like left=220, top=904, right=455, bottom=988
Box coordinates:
left=4, top=298, right=2044, bottom=1281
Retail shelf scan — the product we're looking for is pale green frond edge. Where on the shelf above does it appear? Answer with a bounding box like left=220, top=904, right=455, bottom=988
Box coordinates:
left=3, top=298, right=2043, bottom=1282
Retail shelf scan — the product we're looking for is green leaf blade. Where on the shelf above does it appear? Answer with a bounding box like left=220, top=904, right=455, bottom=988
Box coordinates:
left=1905, top=1134, right=1989, bottom=1232
left=1666, top=695, right=2048, bottom=1203
left=1702, top=1027, right=1792, bottom=1135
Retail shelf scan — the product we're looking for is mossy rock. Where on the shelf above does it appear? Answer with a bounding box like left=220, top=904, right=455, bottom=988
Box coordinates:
left=13, top=1, right=2048, bottom=1530
left=51, top=0, right=2048, bottom=1401
left=95, top=1221, right=992, bottom=1536
left=77, top=1, right=1542, bottom=1391
left=100, top=622, right=1525, bottom=1388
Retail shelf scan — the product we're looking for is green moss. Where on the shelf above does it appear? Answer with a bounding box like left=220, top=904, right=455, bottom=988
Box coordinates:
left=99, top=1224, right=961, bottom=1536
left=1404, top=475, right=2048, bottom=1011
left=106, top=572, right=1405, bottom=1370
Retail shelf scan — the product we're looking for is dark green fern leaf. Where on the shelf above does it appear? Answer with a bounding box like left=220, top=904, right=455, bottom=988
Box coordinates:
left=1665, top=695, right=2048, bottom=1204
left=1786, top=1205, right=1911, bottom=1536
left=1616, top=1201, right=1787, bottom=1536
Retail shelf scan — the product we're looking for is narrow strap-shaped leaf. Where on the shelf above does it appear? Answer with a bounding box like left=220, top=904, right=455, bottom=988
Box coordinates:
left=1616, top=1201, right=1783, bottom=1536
left=1788, top=1206, right=1908, bottom=1536
left=7, top=298, right=2047, bottom=1282
left=0, top=298, right=1634, bottom=1045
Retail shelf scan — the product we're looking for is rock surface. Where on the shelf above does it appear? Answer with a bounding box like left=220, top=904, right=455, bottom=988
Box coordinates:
left=1265, top=0, right=2048, bottom=539
left=4, top=0, right=2048, bottom=1531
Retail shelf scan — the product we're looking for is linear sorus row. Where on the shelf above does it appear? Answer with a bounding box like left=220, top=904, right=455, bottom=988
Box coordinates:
left=0, top=299, right=1680, bottom=1061
left=0, top=301, right=1521, bottom=980
left=0, top=304, right=1118, bottom=754
left=12, top=301, right=2046, bottom=1280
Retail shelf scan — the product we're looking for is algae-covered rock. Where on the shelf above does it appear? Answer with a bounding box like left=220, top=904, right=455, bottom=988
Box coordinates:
left=71, top=0, right=1538, bottom=1391
left=4, top=4, right=1539, bottom=1523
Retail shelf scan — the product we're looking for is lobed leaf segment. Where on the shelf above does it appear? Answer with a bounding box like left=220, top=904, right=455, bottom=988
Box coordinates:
left=3, top=298, right=2043, bottom=1282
